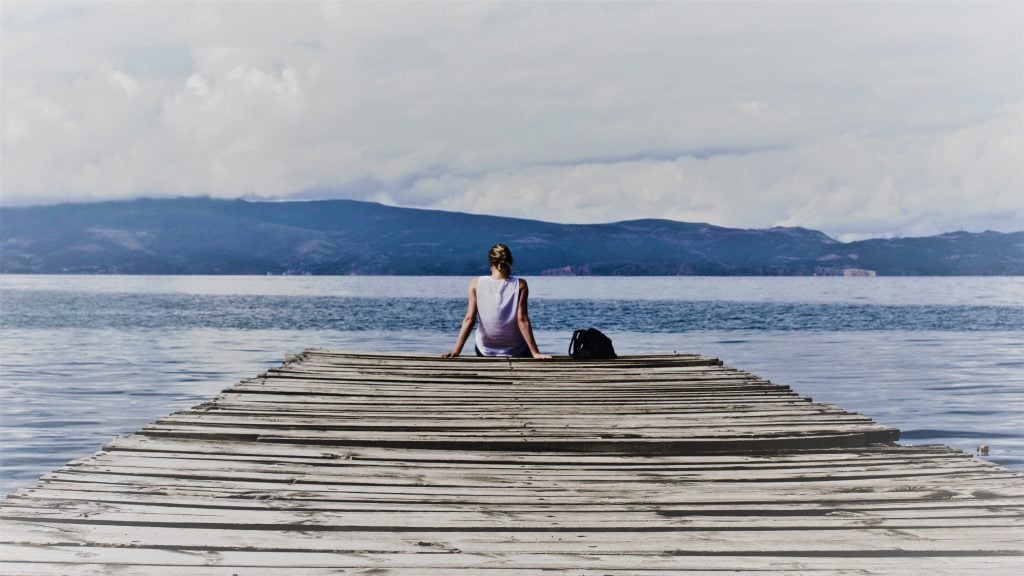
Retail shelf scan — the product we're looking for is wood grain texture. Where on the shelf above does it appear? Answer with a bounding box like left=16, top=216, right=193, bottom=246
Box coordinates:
left=2, top=351, right=1021, bottom=574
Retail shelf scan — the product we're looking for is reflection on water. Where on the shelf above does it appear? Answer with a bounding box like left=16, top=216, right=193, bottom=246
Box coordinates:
left=678, top=331, right=1024, bottom=471
left=3, top=274, right=1023, bottom=306
left=3, top=292, right=1021, bottom=332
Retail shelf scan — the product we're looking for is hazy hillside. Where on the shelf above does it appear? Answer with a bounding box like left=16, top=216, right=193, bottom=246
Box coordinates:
left=1, top=198, right=1021, bottom=275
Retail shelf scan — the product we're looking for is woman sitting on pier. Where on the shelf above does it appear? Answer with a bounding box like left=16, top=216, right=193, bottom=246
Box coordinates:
left=442, top=244, right=551, bottom=359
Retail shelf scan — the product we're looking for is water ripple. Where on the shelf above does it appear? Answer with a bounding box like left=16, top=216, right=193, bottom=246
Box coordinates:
left=1, top=291, right=1021, bottom=332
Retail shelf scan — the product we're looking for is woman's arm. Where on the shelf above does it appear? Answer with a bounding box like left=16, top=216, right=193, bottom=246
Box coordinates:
left=441, top=278, right=478, bottom=357
left=516, top=279, right=551, bottom=359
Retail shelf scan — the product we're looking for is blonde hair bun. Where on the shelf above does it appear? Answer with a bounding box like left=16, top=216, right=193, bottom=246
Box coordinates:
left=488, top=244, right=513, bottom=275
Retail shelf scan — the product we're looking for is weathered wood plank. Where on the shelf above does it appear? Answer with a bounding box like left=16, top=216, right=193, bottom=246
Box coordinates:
left=1, top=351, right=1022, bottom=575
left=102, top=434, right=961, bottom=462
left=6, top=499, right=1024, bottom=531
left=11, top=487, right=1024, bottom=517
left=5, top=521, right=1024, bottom=554
left=67, top=450, right=997, bottom=475
left=4, top=544, right=1020, bottom=575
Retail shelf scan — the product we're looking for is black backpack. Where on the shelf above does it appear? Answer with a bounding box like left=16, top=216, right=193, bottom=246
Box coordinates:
left=568, top=328, right=617, bottom=360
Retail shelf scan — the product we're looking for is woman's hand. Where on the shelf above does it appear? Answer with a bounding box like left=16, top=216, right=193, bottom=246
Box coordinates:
left=531, top=352, right=553, bottom=359
left=442, top=279, right=478, bottom=359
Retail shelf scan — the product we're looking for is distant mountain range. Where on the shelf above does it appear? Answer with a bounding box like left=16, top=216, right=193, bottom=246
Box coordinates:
left=1, top=197, right=1021, bottom=275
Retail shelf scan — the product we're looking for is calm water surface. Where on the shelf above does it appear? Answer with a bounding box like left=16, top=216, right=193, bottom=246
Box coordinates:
left=1, top=275, right=1022, bottom=495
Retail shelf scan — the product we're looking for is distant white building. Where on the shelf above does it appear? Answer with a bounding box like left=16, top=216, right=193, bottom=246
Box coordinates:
left=814, top=267, right=877, bottom=277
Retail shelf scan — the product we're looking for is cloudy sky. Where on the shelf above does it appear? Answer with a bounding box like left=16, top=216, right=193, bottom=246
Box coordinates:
left=2, top=1, right=1021, bottom=240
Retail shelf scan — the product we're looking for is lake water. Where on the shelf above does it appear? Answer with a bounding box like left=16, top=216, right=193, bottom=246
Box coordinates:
left=1, top=275, right=1022, bottom=496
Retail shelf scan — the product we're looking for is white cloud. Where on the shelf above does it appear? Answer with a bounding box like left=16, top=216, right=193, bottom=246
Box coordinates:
left=1, top=1, right=1021, bottom=239
left=185, top=73, right=209, bottom=97
left=427, top=102, right=1023, bottom=240
left=108, top=70, right=139, bottom=94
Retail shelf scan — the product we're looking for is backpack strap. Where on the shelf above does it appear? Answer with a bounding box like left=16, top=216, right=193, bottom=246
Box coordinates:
left=569, top=329, right=586, bottom=358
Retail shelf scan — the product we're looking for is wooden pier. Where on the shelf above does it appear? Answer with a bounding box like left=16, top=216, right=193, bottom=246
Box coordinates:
left=2, top=351, right=1022, bottom=574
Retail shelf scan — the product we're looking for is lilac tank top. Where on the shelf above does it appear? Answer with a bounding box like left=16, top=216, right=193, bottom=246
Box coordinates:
left=474, top=275, right=527, bottom=356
